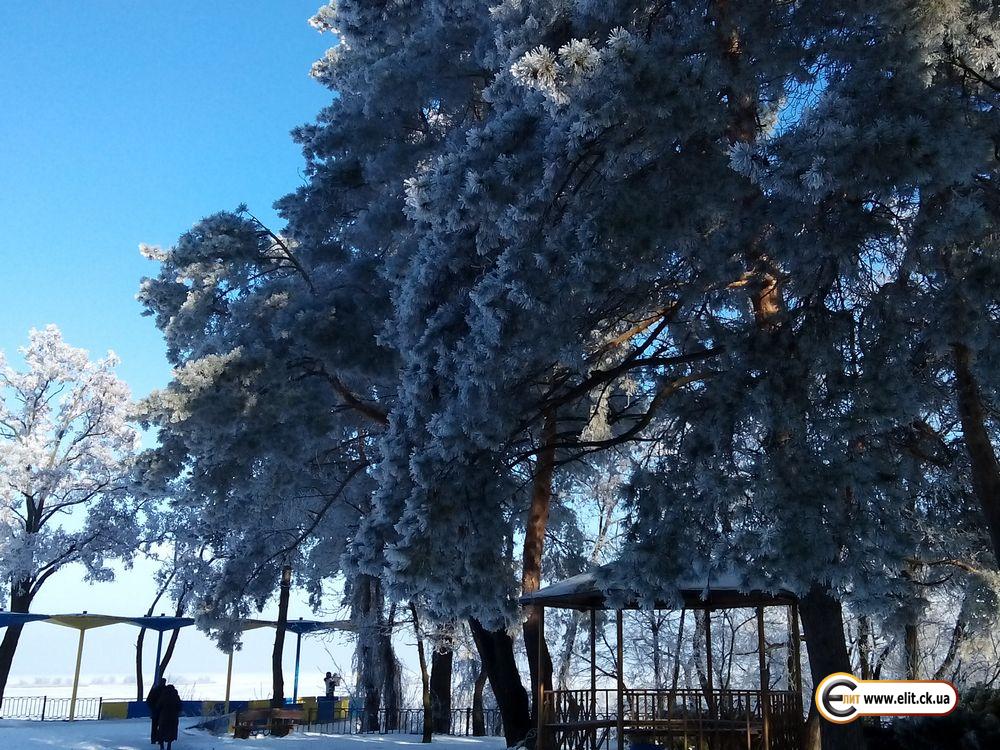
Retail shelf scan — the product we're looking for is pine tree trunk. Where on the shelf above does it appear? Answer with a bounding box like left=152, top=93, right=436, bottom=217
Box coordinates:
left=798, top=583, right=866, bottom=750
left=382, top=643, right=402, bottom=730
left=523, top=410, right=556, bottom=723
left=0, top=581, right=33, bottom=704
left=904, top=624, right=919, bottom=680
left=952, top=343, right=1000, bottom=563
left=430, top=647, right=454, bottom=734
left=469, top=618, right=531, bottom=746
left=472, top=663, right=488, bottom=736
left=271, top=565, right=292, bottom=708
left=857, top=616, right=870, bottom=681
left=410, top=604, right=433, bottom=743
left=354, top=575, right=386, bottom=732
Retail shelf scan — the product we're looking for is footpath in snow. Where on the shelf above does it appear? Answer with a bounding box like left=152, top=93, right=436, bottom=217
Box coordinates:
left=0, top=718, right=510, bottom=750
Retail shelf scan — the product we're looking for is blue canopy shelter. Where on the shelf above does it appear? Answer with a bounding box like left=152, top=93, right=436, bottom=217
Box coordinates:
left=0, top=613, right=49, bottom=627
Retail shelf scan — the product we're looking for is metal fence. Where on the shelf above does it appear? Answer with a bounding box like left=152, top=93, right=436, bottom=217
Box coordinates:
left=0, top=696, right=505, bottom=735
left=307, top=707, right=504, bottom=737
left=0, top=695, right=106, bottom=721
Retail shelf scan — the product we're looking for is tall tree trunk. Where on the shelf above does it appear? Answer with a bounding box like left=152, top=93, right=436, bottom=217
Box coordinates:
left=799, top=583, right=866, bottom=750
left=523, top=410, right=556, bottom=723
left=904, top=623, right=919, bottom=680
left=382, top=602, right=402, bottom=731
left=271, top=565, right=292, bottom=708
left=952, top=343, right=1000, bottom=563
left=469, top=618, right=531, bottom=746
left=857, top=615, right=874, bottom=681
left=410, top=604, right=433, bottom=743
left=472, top=662, right=488, bottom=736
left=0, top=581, right=32, bottom=704
left=354, top=575, right=386, bottom=732
left=430, top=647, right=454, bottom=734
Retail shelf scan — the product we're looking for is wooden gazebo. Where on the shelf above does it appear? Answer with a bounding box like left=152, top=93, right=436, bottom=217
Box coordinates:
left=521, top=566, right=804, bottom=750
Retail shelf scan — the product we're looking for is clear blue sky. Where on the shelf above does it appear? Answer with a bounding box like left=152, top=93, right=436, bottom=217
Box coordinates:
left=0, top=1, right=357, bottom=692
left=1, top=0, right=332, bottom=397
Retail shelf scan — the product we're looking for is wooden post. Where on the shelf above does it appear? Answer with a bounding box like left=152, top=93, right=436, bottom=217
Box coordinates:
left=537, top=606, right=546, bottom=750
left=757, top=607, right=771, bottom=750
left=590, top=609, right=597, bottom=750
left=616, top=610, right=624, bottom=750
left=224, top=650, right=234, bottom=714
left=69, top=628, right=86, bottom=721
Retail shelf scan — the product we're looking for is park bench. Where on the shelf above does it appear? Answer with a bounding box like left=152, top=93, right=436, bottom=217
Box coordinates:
left=232, top=707, right=304, bottom=739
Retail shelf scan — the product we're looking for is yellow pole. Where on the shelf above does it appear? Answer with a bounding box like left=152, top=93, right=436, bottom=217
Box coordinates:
left=224, top=650, right=234, bottom=714
left=69, top=628, right=86, bottom=721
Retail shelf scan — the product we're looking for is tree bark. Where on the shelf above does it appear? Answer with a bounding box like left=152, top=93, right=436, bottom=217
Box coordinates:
left=430, top=647, right=454, bottom=734
left=382, top=626, right=403, bottom=730
left=0, top=581, right=32, bottom=704
left=472, top=662, right=488, bottom=736
left=523, top=410, right=556, bottom=723
left=952, top=343, right=1000, bottom=564
left=410, top=604, right=433, bottom=743
left=469, top=618, right=531, bottom=746
left=904, top=623, right=919, bottom=680
left=271, top=565, right=292, bottom=708
left=354, top=575, right=386, bottom=732
left=798, top=583, right=866, bottom=750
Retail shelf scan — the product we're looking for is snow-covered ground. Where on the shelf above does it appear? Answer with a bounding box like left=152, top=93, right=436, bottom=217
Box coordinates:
left=0, top=718, right=509, bottom=750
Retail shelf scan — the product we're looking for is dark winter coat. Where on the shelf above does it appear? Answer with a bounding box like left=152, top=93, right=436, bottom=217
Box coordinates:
left=146, top=683, right=165, bottom=744
left=155, top=685, right=182, bottom=743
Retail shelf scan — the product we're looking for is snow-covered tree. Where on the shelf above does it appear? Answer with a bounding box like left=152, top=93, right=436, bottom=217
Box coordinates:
left=0, top=326, right=141, bottom=699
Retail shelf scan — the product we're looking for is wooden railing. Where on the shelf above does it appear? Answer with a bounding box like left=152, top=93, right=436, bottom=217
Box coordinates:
left=541, top=688, right=801, bottom=750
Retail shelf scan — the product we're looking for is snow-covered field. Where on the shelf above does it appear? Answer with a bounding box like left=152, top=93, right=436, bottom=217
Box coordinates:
left=0, top=718, right=509, bottom=750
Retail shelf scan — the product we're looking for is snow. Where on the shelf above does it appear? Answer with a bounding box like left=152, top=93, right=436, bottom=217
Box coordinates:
left=0, top=718, right=509, bottom=750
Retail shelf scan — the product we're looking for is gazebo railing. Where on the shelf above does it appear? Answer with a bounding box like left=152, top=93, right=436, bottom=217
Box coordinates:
left=542, top=688, right=800, bottom=750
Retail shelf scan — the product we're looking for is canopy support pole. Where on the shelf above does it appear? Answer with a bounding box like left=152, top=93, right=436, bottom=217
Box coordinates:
left=153, top=629, right=165, bottom=685
left=69, top=628, right=85, bottom=721
left=225, top=650, right=234, bottom=714
left=616, top=609, right=624, bottom=750
left=293, top=630, right=303, bottom=703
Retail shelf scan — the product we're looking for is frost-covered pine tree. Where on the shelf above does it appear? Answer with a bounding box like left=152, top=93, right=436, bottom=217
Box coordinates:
left=0, top=326, right=141, bottom=699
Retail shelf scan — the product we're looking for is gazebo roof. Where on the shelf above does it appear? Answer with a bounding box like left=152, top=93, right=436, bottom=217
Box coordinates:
left=519, top=563, right=797, bottom=610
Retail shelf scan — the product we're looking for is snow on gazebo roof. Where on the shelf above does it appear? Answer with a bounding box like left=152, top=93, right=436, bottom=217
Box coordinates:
left=519, top=563, right=797, bottom=610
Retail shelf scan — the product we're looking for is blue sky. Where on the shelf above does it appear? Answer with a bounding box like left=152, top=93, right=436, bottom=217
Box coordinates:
left=1, top=0, right=331, bottom=396
left=0, top=1, right=358, bottom=693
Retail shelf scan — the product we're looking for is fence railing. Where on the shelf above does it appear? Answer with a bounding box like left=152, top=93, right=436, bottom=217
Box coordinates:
left=307, top=707, right=504, bottom=737
left=0, top=695, right=106, bottom=721
left=0, top=696, right=504, bottom=735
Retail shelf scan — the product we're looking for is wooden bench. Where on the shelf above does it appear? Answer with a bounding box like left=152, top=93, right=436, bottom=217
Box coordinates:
left=233, top=708, right=304, bottom=739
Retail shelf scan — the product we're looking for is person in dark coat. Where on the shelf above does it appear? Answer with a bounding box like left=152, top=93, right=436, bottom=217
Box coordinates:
left=154, top=684, right=183, bottom=750
left=145, top=678, right=167, bottom=745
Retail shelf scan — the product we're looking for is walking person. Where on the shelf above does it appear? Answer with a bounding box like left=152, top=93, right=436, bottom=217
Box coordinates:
left=146, top=677, right=166, bottom=745
left=155, top=683, right=183, bottom=750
